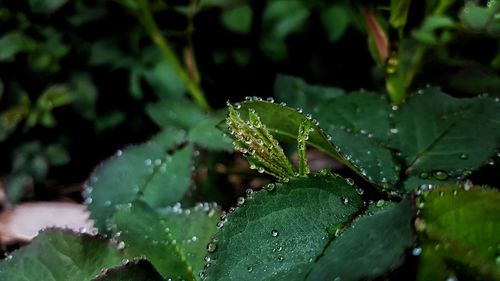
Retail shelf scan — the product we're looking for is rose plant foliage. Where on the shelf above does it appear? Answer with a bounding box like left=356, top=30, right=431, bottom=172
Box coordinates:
left=0, top=0, right=499, bottom=280
left=0, top=77, right=499, bottom=280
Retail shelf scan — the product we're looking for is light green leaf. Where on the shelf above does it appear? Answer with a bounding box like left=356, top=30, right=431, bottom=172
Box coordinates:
left=86, top=142, right=193, bottom=232
left=0, top=229, right=123, bottom=281
left=416, top=185, right=500, bottom=280
left=204, top=173, right=364, bottom=280
left=220, top=5, right=253, bottom=34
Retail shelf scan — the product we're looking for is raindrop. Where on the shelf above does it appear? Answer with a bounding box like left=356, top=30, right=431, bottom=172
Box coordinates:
left=464, top=180, right=473, bottom=191
left=207, top=242, right=217, bottom=253
left=216, top=221, right=224, bottom=229
left=346, top=178, right=355, bottom=186
left=278, top=256, right=284, bottom=262
left=204, top=256, right=211, bottom=262
left=412, top=247, right=422, bottom=256
left=271, top=229, right=279, bottom=237
left=266, top=97, right=274, bottom=103
left=117, top=241, right=125, bottom=250
left=104, top=200, right=112, bottom=207
left=445, top=276, right=457, bottom=281
left=115, top=150, right=123, bottom=157
left=376, top=200, right=385, bottom=207
left=257, top=167, right=265, bottom=173
left=264, top=183, right=276, bottom=192
left=459, top=153, right=468, bottom=160
left=145, top=159, right=152, bottom=166
left=84, top=197, right=93, bottom=205
left=341, top=197, right=349, bottom=205
left=389, top=128, right=399, bottom=134
left=419, top=172, right=429, bottom=179
left=247, top=266, right=253, bottom=272
left=245, top=188, right=254, bottom=197
left=433, top=170, right=448, bottom=181
left=237, top=197, right=245, bottom=206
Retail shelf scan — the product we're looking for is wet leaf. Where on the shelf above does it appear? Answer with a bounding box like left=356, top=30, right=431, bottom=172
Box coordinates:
left=112, top=201, right=219, bottom=280
left=390, top=88, right=500, bottom=182
left=204, top=173, right=363, bottom=280
left=92, top=259, right=165, bottom=281
left=307, top=198, right=415, bottom=281
left=86, top=143, right=193, bottom=232
left=0, top=229, right=123, bottom=281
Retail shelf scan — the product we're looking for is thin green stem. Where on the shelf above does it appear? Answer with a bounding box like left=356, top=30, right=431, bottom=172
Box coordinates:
left=136, top=0, right=211, bottom=111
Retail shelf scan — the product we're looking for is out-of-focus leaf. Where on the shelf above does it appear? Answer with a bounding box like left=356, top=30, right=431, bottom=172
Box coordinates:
left=143, top=61, right=185, bottom=100
left=412, top=16, right=455, bottom=45
left=45, top=144, right=70, bottom=166
left=0, top=32, right=36, bottom=61
left=389, top=0, right=411, bottom=29
left=69, top=73, right=98, bottom=120
left=273, top=74, right=344, bottom=114
left=321, top=4, right=351, bottom=42
left=220, top=5, right=253, bottom=34
left=416, top=185, right=500, bottom=281
left=95, top=111, right=126, bottom=133
left=146, top=100, right=206, bottom=130
left=29, top=0, right=68, bottom=13
left=5, top=173, right=32, bottom=203
left=460, top=1, right=498, bottom=31
left=188, top=113, right=233, bottom=151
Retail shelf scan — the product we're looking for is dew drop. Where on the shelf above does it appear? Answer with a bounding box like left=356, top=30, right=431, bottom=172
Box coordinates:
left=459, top=153, right=468, bottom=160
left=271, top=229, right=279, bottom=237
left=117, top=241, right=125, bottom=250
left=237, top=197, right=245, bottom=206
left=207, top=242, right=217, bottom=253
left=412, top=247, right=422, bottom=256
left=376, top=200, right=385, bottom=207
left=346, top=178, right=355, bottom=186
left=216, top=221, right=224, bottom=229
left=247, top=266, right=253, bottom=272
left=245, top=188, right=254, bottom=197
left=145, top=159, right=152, bottom=166
left=278, top=256, right=284, bottom=262
left=433, top=170, right=448, bottom=181
left=257, top=167, right=265, bottom=173
left=419, top=172, right=429, bottom=179
left=264, top=183, right=276, bottom=192
left=341, top=197, right=349, bottom=205
left=115, top=150, right=123, bottom=157
left=266, top=97, right=274, bottom=103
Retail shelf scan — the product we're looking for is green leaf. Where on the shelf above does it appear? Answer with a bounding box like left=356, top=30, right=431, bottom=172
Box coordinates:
left=390, top=88, right=500, bottom=181
left=86, top=142, right=193, bottom=232
left=307, top=198, right=415, bottom=281
left=320, top=4, right=351, bottom=42
left=460, top=1, right=498, bottom=31
left=220, top=5, right=253, bottom=34
left=262, top=0, right=310, bottom=40
left=5, top=172, right=31, bottom=203
left=0, top=32, right=35, bottom=61
left=150, top=128, right=187, bottom=150
left=273, top=74, right=345, bottom=114
left=389, top=0, right=411, bottom=29
left=143, top=61, right=185, bottom=100
left=146, top=100, right=206, bottom=130
left=45, top=144, right=70, bottom=166
left=188, top=114, right=233, bottom=151
left=112, top=201, right=219, bottom=280
left=95, top=111, right=126, bottom=133
left=0, top=229, right=123, bottom=281
left=29, top=0, right=68, bottom=13
left=203, top=173, right=364, bottom=280
left=411, top=16, right=455, bottom=45
left=416, top=185, right=500, bottom=280
left=92, top=259, right=165, bottom=281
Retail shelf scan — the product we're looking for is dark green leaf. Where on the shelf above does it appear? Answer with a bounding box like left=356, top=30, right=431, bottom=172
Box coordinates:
left=92, top=259, right=165, bottom=281
left=146, top=100, right=206, bottom=130
left=262, top=0, right=310, bottom=40
left=45, top=144, right=70, bottom=166
left=416, top=185, right=500, bottom=280
left=87, top=142, right=193, bottom=232
left=307, top=198, right=415, bottom=281
left=5, top=172, right=32, bottom=203
left=320, top=4, right=351, bottom=42
left=143, top=61, right=185, bottom=100
left=0, top=32, right=35, bottom=61
left=0, top=229, right=123, bottom=281
left=390, top=88, right=500, bottom=181
left=29, top=0, right=68, bottom=13
left=220, top=5, right=253, bottom=34
left=273, top=74, right=345, bottom=113
left=204, top=173, right=364, bottom=280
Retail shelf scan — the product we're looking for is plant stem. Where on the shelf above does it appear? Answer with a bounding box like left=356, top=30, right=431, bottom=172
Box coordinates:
left=137, top=0, right=211, bottom=111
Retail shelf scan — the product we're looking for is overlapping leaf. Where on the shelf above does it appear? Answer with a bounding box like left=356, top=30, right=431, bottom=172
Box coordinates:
left=0, top=229, right=123, bottom=281
left=203, top=173, right=364, bottom=280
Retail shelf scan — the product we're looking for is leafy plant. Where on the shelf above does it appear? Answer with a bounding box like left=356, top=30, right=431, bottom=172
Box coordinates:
left=0, top=0, right=499, bottom=280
